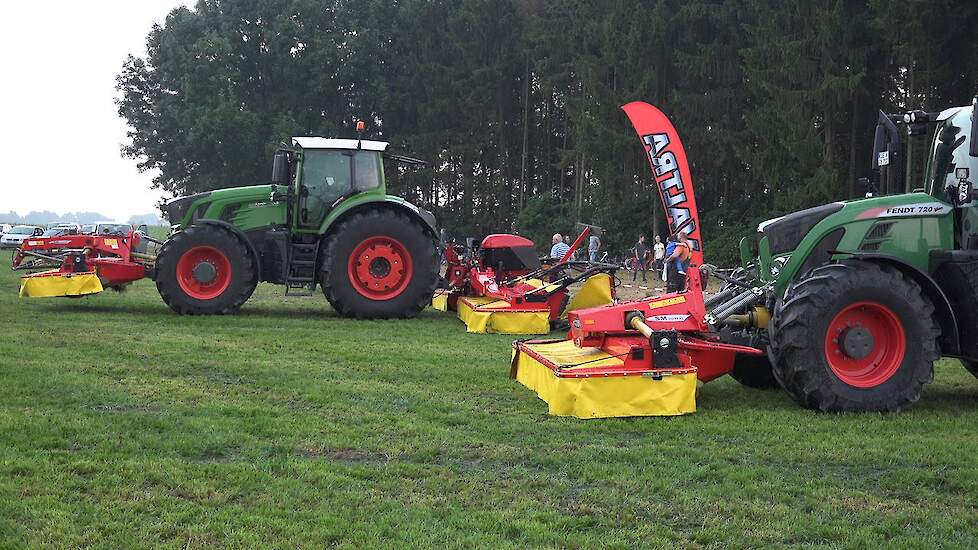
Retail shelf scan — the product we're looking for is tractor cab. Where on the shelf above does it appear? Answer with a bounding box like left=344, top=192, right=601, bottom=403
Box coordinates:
left=924, top=106, right=978, bottom=248
left=273, top=138, right=388, bottom=231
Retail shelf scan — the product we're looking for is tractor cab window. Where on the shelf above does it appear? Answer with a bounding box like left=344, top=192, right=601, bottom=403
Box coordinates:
left=298, top=150, right=382, bottom=228
left=299, top=150, right=353, bottom=227
left=926, top=109, right=972, bottom=196
left=353, top=151, right=382, bottom=192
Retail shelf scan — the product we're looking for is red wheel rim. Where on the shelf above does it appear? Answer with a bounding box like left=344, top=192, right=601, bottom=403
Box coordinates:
left=823, top=301, right=906, bottom=388
left=175, top=245, right=232, bottom=300
left=347, top=236, right=413, bottom=300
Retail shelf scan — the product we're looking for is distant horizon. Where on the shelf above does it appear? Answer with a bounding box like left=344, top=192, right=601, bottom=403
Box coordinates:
left=0, top=209, right=165, bottom=225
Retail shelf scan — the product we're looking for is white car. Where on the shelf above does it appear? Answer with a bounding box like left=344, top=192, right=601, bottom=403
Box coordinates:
left=0, top=223, right=12, bottom=236
left=93, top=221, right=134, bottom=236
left=41, top=222, right=81, bottom=237
left=0, top=225, right=43, bottom=248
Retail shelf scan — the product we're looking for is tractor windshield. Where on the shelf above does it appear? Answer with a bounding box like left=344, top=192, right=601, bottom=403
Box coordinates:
left=298, top=149, right=382, bottom=228
left=926, top=108, right=972, bottom=195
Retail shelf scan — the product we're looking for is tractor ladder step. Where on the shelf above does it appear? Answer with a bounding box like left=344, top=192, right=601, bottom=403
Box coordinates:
left=286, top=242, right=319, bottom=296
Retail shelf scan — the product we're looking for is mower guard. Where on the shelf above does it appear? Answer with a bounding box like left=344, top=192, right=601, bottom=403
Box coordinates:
left=19, top=270, right=104, bottom=298
left=511, top=339, right=698, bottom=418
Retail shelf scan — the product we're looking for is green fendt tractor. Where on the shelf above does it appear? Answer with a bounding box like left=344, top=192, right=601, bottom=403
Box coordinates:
left=713, top=100, right=978, bottom=411
left=157, top=136, right=439, bottom=319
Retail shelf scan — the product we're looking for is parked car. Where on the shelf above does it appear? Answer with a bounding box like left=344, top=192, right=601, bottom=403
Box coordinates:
left=41, top=222, right=81, bottom=237
left=0, top=223, right=12, bottom=236
left=0, top=225, right=43, bottom=248
left=93, top=222, right=134, bottom=236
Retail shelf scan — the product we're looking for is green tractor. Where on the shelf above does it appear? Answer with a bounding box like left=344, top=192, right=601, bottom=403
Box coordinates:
left=156, top=136, right=439, bottom=318
left=715, top=100, right=978, bottom=411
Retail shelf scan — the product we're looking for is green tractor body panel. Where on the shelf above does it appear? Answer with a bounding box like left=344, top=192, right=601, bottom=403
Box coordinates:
left=315, top=192, right=435, bottom=236
left=168, top=184, right=287, bottom=232
left=765, top=193, right=955, bottom=297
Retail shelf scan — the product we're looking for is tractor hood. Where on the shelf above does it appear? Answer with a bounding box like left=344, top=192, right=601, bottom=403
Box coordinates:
left=757, top=202, right=844, bottom=256
left=165, top=184, right=276, bottom=226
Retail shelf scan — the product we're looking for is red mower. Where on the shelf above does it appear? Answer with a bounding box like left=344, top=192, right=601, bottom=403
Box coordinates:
left=11, top=230, right=155, bottom=297
left=433, top=226, right=619, bottom=334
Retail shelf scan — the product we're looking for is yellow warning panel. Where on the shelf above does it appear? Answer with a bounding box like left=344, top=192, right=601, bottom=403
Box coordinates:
left=457, top=297, right=551, bottom=334
left=511, top=339, right=696, bottom=418
left=431, top=290, right=450, bottom=311
left=20, top=272, right=103, bottom=298
left=564, top=273, right=615, bottom=315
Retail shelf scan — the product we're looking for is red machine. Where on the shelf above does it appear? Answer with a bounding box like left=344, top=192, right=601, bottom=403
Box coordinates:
left=510, top=101, right=768, bottom=418
left=12, top=231, right=153, bottom=297
left=435, top=226, right=618, bottom=334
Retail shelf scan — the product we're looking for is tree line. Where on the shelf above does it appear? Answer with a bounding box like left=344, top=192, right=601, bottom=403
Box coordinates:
left=117, top=0, right=978, bottom=264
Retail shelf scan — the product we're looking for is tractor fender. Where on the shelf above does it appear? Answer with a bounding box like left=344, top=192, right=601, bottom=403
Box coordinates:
left=323, top=197, right=438, bottom=238
left=843, top=251, right=960, bottom=356
left=194, top=219, right=263, bottom=281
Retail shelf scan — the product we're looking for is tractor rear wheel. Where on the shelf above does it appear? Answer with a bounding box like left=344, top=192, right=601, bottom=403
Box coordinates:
left=320, top=209, right=437, bottom=319
left=156, top=224, right=257, bottom=315
left=768, top=261, right=939, bottom=412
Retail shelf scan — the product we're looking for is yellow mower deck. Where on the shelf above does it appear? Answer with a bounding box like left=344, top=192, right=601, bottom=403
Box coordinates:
left=19, top=271, right=103, bottom=298
left=511, top=339, right=697, bottom=418
left=436, top=273, right=617, bottom=335
left=457, top=296, right=552, bottom=334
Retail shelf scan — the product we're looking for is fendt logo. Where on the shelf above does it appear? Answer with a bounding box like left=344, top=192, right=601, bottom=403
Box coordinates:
left=642, top=133, right=701, bottom=253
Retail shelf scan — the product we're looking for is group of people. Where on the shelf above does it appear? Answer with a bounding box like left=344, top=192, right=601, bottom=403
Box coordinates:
left=548, top=230, right=692, bottom=292
left=548, top=232, right=603, bottom=263
left=630, top=233, right=691, bottom=292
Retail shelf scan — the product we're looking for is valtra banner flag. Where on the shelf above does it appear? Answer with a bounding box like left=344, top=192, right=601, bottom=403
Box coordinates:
left=622, top=101, right=704, bottom=266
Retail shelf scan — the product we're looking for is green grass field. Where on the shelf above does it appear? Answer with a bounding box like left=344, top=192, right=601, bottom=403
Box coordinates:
left=2, top=239, right=977, bottom=548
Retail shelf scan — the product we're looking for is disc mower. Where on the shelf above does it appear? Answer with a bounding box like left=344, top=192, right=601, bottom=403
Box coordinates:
left=13, top=229, right=151, bottom=297
left=12, top=130, right=440, bottom=320
left=514, top=98, right=978, bottom=418
left=433, top=225, right=619, bottom=334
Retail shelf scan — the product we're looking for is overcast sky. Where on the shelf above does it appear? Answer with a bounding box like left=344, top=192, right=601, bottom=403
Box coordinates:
left=0, top=1, right=190, bottom=221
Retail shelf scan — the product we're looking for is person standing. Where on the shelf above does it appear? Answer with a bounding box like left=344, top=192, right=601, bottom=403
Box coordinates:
left=665, top=233, right=691, bottom=292
left=631, top=235, right=648, bottom=282
left=653, top=235, right=665, bottom=274
left=588, top=233, right=601, bottom=263
left=439, top=228, right=448, bottom=264
left=550, top=233, right=570, bottom=259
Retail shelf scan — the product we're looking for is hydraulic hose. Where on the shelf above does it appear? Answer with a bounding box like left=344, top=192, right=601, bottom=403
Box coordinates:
left=705, top=286, right=767, bottom=326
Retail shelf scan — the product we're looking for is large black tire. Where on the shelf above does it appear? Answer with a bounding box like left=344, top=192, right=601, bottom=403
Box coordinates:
left=932, top=261, right=978, bottom=379
left=730, top=354, right=780, bottom=389
left=155, top=224, right=257, bottom=315
left=719, top=326, right=780, bottom=389
left=320, top=209, right=438, bottom=319
left=768, top=261, right=939, bottom=412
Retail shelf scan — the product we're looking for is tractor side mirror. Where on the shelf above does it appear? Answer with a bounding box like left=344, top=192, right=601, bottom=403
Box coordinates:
left=271, top=150, right=291, bottom=184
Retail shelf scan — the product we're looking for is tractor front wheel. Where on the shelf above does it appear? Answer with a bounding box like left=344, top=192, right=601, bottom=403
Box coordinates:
left=320, top=209, right=438, bottom=319
left=768, top=261, right=938, bottom=412
left=730, top=354, right=780, bottom=389
left=155, top=224, right=257, bottom=315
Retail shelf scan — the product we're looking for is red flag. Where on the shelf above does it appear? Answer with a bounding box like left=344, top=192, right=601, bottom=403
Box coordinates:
left=621, top=101, right=704, bottom=265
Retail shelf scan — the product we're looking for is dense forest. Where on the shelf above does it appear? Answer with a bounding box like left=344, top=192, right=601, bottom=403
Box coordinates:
left=117, top=0, right=978, bottom=264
